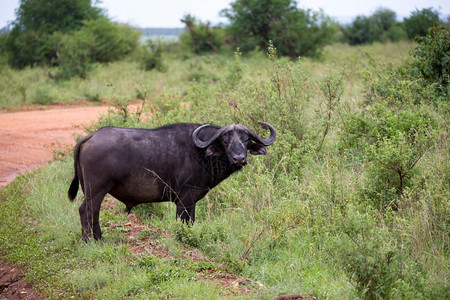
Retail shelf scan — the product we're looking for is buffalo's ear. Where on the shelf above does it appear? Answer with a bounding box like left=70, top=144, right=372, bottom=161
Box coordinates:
left=205, top=145, right=222, bottom=157
left=248, top=142, right=267, bottom=155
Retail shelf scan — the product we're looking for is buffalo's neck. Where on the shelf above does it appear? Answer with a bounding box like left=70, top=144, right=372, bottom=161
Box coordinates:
left=203, top=155, right=236, bottom=189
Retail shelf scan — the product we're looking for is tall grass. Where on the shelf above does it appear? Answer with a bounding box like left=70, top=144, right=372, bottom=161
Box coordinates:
left=0, top=42, right=412, bottom=109
left=1, top=41, right=447, bottom=299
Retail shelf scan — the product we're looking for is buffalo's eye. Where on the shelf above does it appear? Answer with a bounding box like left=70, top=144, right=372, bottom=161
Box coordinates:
left=238, top=134, right=249, bottom=144
left=221, top=134, right=232, bottom=145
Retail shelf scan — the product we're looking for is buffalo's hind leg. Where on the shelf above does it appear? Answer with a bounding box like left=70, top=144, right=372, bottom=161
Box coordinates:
left=79, top=189, right=108, bottom=242
left=78, top=200, right=90, bottom=241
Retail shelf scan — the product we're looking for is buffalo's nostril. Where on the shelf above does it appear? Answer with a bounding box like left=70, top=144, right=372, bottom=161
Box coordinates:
left=233, top=154, right=246, bottom=165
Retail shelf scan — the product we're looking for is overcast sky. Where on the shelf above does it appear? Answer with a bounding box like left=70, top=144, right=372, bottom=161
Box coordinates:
left=1, top=0, right=449, bottom=28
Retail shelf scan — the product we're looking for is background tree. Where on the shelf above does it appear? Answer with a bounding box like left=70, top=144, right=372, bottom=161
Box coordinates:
left=5, top=0, right=103, bottom=68
left=221, top=0, right=335, bottom=58
left=341, top=8, right=404, bottom=45
left=12, top=0, right=102, bottom=34
left=341, top=15, right=381, bottom=45
left=403, top=8, right=442, bottom=39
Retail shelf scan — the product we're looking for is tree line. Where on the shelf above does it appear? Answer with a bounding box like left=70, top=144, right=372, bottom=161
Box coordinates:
left=0, top=0, right=447, bottom=79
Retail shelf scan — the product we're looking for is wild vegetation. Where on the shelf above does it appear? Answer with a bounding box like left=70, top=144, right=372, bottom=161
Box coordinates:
left=0, top=0, right=449, bottom=299
left=1, top=31, right=449, bottom=298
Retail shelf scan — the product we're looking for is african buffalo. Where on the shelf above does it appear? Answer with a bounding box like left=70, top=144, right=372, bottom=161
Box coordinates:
left=68, top=122, right=276, bottom=241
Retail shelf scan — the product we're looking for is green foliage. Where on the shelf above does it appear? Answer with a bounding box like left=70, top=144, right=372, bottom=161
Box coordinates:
left=56, top=19, right=140, bottom=79
left=0, top=32, right=8, bottom=63
left=211, top=43, right=314, bottom=172
left=12, top=0, right=102, bottom=34
left=56, top=29, right=94, bottom=79
left=338, top=28, right=447, bottom=209
left=140, top=40, right=167, bottom=72
left=222, top=0, right=336, bottom=58
left=341, top=90, right=438, bottom=208
left=335, top=205, right=427, bottom=299
left=5, top=0, right=103, bottom=68
left=179, top=14, right=223, bottom=54
left=316, top=65, right=345, bottom=150
left=341, top=8, right=406, bottom=45
left=403, top=8, right=442, bottom=39
left=5, top=29, right=57, bottom=68
left=409, top=24, right=450, bottom=97
left=80, top=18, right=139, bottom=63
left=223, top=48, right=243, bottom=88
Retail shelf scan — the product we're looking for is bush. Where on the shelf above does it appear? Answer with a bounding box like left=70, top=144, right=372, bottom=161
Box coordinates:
left=179, top=14, right=223, bottom=54
left=80, top=18, right=139, bottom=63
left=5, top=29, right=58, bottom=68
left=56, top=29, right=94, bottom=79
left=140, top=41, right=166, bottom=72
left=409, top=25, right=450, bottom=97
left=56, top=19, right=140, bottom=79
left=334, top=205, right=427, bottom=299
left=340, top=95, right=438, bottom=209
left=339, top=27, right=447, bottom=209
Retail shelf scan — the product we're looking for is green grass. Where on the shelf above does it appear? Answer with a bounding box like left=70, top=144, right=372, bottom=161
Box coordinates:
left=1, top=41, right=448, bottom=299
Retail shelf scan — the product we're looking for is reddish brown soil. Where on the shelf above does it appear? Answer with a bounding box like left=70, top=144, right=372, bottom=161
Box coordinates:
left=0, top=105, right=109, bottom=187
left=0, top=261, right=45, bottom=300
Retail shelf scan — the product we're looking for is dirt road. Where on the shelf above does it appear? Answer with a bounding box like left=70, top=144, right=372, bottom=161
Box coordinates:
left=0, top=106, right=109, bottom=187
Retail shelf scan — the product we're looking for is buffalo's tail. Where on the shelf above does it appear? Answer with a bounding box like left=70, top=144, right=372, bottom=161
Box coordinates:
left=68, top=175, right=79, bottom=201
left=68, top=134, right=94, bottom=201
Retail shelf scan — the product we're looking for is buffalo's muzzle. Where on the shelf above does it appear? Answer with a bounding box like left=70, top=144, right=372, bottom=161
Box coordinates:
left=232, top=154, right=247, bottom=166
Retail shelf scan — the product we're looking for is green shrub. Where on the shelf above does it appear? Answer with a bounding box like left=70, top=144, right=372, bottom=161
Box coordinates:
left=56, top=19, right=140, bottom=79
left=32, top=84, right=57, bottom=104
left=56, top=29, right=94, bottom=79
left=140, top=41, right=166, bottom=72
left=179, top=14, right=223, bottom=54
left=80, top=18, right=139, bottom=64
left=5, top=29, right=57, bottom=68
left=223, top=48, right=243, bottom=88
left=340, top=99, right=438, bottom=209
left=409, top=24, right=450, bottom=97
left=334, top=205, right=427, bottom=299
left=209, top=43, right=315, bottom=173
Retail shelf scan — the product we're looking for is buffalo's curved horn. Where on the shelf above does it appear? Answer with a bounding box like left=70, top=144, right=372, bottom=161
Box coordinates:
left=192, top=124, right=231, bottom=148
left=244, top=122, right=276, bottom=146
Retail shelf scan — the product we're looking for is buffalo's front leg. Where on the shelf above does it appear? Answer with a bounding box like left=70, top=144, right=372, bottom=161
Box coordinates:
left=176, top=201, right=196, bottom=224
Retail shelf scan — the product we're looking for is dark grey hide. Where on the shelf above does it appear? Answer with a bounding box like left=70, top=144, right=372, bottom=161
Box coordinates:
left=68, top=122, right=276, bottom=241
